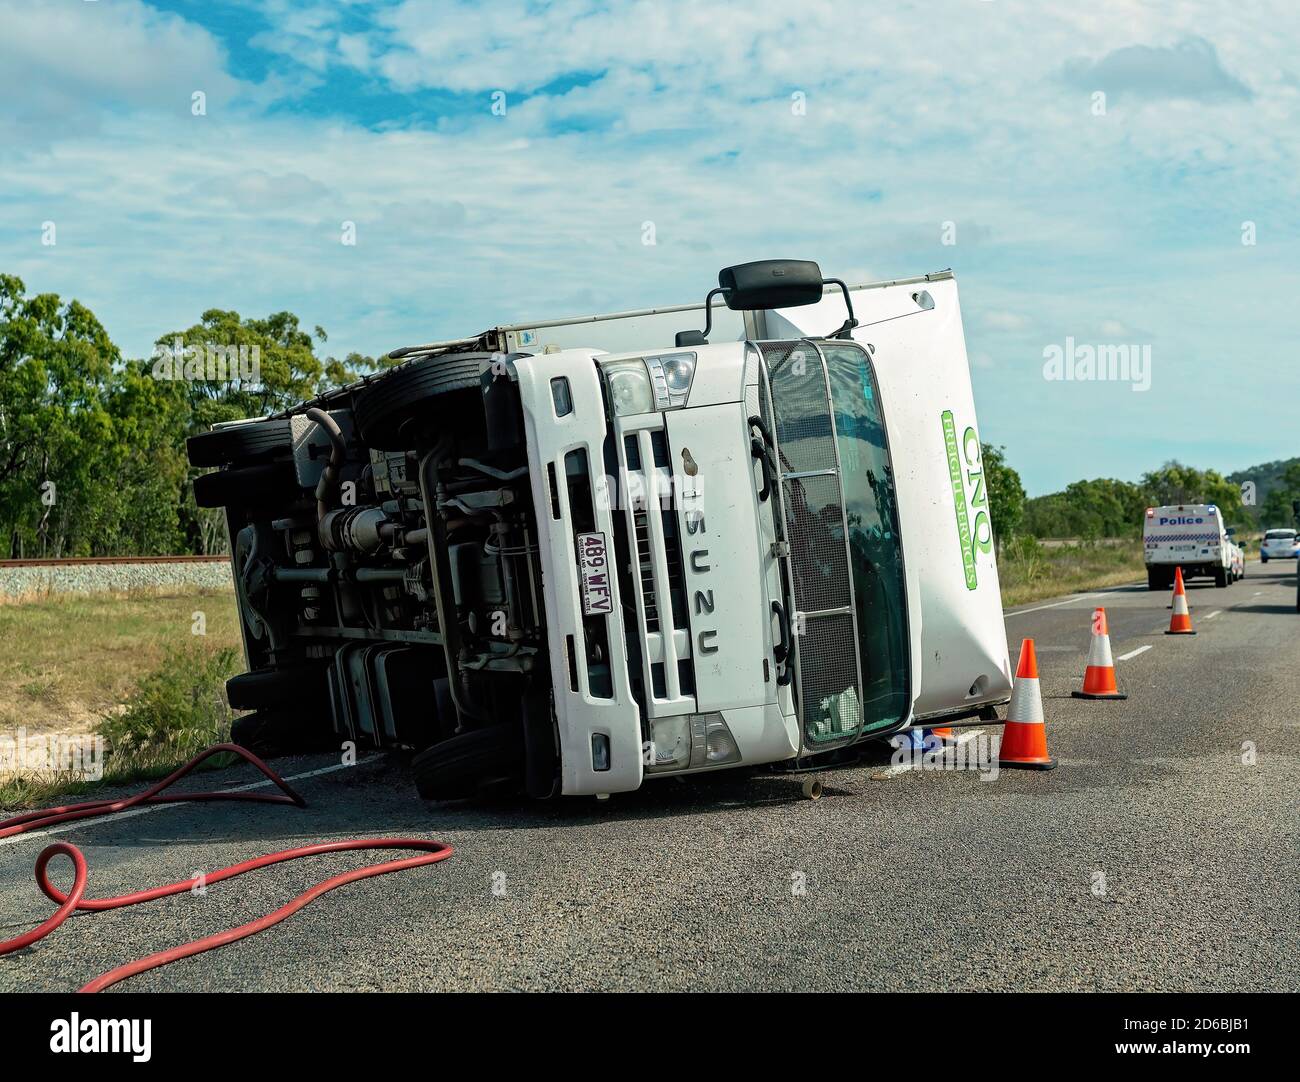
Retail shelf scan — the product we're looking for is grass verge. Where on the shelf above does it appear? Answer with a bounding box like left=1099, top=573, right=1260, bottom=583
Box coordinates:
left=0, top=587, right=240, bottom=737
left=1, top=591, right=245, bottom=809
left=998, top=535, right=1146, bottom=607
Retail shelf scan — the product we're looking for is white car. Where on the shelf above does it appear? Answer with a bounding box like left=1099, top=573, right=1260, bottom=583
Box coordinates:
left=1260, top=528, right=1299, bottom=563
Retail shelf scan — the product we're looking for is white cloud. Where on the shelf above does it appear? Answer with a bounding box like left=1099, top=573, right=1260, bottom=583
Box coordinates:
left=0, top=0, right=246, bottom=144
left=1, top=0, right=1297, bottom=493
left=985, top=311, right=1031, bottom=332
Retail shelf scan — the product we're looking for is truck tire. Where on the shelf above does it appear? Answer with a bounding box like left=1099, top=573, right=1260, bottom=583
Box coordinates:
left=226, top=665, right=329, bottom=711
left=354, top=352, right=491, bottom=450
left=1214, top=567, right=1228, bottom=588
left=1147, top=568, right=1161, bottom=591
left=187, top=419, right=292, bottom=468
left=193, top=461, right=300, bottom=509
left=412, top=725, right=525, bottom=801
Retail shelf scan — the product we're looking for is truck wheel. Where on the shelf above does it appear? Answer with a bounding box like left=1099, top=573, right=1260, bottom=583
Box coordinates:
left=187, top=418, right=292, bottom=468
left=1147, top=569, right=1161, bottom=591
left=412, top=725, right=525, bottom=801
left=226, top=665, right=329, bottom=711
left=1214, top=567, right=1227, bottom=588
left=193, top=461, right=300, bottom=509
left=354, top=352, right=491, bottom=450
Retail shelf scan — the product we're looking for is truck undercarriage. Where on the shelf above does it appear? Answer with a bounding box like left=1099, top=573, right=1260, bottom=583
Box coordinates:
left=193, top=342, right=556, bottom=798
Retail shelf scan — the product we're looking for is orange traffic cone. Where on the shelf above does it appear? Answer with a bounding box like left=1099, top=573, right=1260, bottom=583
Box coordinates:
left=1165, top=567, right=1196, bottom=635
left=1072, top=607, right=1127, bottom=700
left=998, top=639, right=1056, bottom=770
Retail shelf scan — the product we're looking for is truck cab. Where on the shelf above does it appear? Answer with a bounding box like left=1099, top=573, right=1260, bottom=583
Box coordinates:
left=520, top=333, right=913, bottom=794
left=189, top=260, right=1012, bottom=800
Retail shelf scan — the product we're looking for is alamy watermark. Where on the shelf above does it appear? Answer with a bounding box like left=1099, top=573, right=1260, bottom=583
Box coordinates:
left=0, top=728, right=104, bottom=780
left=1042, top=337, right=1151, bottom=392
left=889, top=730, right=1001, bottom=780
left=151, top=337, right=261, bottom=384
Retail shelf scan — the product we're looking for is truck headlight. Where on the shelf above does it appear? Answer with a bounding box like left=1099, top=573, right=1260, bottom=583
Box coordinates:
left=603, top=358, right=655, bottom=416
left=602, top=352, right=697, bottom=416
left=647, top=352, right=696, bottom=408
left=646, top=715, right=691, bottom=773
left=646, top=712, right=742, bottom=773
left=691, top=712, right=741, bottom=767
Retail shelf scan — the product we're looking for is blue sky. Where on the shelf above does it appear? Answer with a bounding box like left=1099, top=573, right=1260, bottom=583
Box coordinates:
left=2, top=0, right=1296, bottom=495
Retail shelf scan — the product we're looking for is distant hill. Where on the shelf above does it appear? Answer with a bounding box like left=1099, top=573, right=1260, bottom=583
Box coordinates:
left=1226, top=456, right=1300, bottom=509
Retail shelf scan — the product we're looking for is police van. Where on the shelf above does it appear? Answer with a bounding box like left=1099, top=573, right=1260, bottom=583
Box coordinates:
left=1143, top=504, right=1240, bottom=589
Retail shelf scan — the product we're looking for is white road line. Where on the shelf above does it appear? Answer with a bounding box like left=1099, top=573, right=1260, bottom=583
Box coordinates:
left=1006, top=592, right=1102, bottom=617
left=875, top=762, right=914, bottom=778
left=1204, top=610, right=1223, bottom=620
left=0, top=756, right=381, bottom=849
left=1116, top=645, right=1153, bottom=662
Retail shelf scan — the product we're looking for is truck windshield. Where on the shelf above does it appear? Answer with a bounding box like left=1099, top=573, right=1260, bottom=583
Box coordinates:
left=821, top=343, right=911, bottom=733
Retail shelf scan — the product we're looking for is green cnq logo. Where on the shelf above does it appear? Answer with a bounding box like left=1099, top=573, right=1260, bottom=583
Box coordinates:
left=941, top=410, right=993, bottom=590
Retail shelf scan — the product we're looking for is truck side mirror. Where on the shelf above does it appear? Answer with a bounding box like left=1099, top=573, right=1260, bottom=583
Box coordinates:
left=718, top=260, right=824, bottom=311
left=674, top=259, right=859, bottom=345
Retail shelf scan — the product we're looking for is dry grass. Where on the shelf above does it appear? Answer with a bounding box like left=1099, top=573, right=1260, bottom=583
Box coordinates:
left=0, top=588, right=245, bottom=808
left=0, top=587, right=241, bottom=740
left=998, top=536, right=1146, bottom=607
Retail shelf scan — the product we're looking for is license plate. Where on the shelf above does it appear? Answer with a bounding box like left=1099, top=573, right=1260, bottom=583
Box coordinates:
left=576, top=532, right=613, bottom=616
left=1170, top=544, right=1195, bottom=551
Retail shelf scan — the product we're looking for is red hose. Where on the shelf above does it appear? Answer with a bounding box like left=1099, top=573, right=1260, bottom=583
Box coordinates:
left=0, top=743, right=453, bottom=993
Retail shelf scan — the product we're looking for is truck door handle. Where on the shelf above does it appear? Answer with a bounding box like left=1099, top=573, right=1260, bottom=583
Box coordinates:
left=751, top=438, right=773, bottom=502
left=771, top=600, right=794, bottom=685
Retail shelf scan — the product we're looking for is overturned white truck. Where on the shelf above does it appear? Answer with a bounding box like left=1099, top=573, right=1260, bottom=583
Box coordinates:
left=189, top=261, right=1012, bottom=799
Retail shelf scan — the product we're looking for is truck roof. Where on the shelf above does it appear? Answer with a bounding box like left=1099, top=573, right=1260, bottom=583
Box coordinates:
left=493, top=269, right=955, bottom=334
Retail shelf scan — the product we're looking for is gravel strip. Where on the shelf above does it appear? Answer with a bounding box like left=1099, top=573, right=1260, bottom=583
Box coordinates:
left=0, top=561, right=232, bottom=600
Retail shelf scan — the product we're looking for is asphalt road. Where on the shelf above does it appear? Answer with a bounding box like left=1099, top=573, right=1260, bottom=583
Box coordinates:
left=3, top=561, right=1297, bottom=993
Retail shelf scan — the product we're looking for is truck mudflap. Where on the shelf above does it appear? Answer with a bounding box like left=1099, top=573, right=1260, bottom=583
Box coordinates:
left=765, top=275, right=1014, bottom=720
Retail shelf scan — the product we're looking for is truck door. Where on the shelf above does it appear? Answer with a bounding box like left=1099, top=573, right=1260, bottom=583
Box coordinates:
left=762, top=277, right=1014, bottom=723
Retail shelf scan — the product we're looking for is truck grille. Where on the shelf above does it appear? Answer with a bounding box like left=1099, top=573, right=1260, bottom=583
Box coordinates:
left=633, top=509, right=659, bottom=631
left=758, top=341, right=865, bottom=752
left=618, top=429, right=693, bottom=709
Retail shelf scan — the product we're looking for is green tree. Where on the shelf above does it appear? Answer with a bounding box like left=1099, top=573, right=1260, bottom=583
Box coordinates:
left=0, top=275, right=117, bottom=556
left=1, top=276, right=377, bottom=558
left=1140, top=461, right=1245, bottom=526
left=980, top=443, right=1025, bottom=547
left=155, top=310, right=379, bottom=554
left=154, top=310, right=378, bottom=428
left=1260, top=461, right=1300, bottom=528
